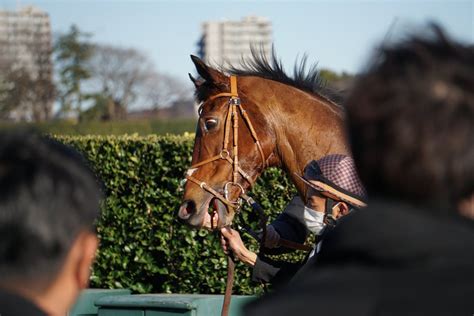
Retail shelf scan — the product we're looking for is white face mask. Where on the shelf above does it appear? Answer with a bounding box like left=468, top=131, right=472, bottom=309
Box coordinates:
left=303, top=205, right=326, bottom=235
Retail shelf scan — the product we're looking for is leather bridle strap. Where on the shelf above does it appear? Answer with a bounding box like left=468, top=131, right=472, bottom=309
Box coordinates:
left=241, top=194, right=314, bottom=252
left=186, top=175, right=236, bottom=209
left=183, top=76, right=266, bottom=316
left=221, top=255, right=235, bottom=316
left=185, top=75, right=267, bottom=209
left=189, top=152, right=253, bottom=184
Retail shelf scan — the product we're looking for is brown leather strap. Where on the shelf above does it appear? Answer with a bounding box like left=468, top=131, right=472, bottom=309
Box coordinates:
left=279, top=238, right=314, bottom=252
left=187, top=76, right=311, bottom=316
left=232, top=102, right=239, bottom=183
left=185, top=75, right=272, bottom=316
left=186, top=175, right=236, bottom=209
left=221, top=253, right=235, bottom=316
left=241, top=193, right=313, bottom=252
left=190, top=152, right=253, bottom=184
left=230, top=76, right=238, bottom=96
left=238, top=106, right=267, bottom=168
left=223, top=104, right=232, bottom=150
left=208, top=92, right=233, bottom=102
left=190, top=154, right=222, bottom=169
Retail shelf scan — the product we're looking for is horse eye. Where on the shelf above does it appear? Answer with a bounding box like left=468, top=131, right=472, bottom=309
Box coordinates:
left=205, top=118, right=218, bottom=131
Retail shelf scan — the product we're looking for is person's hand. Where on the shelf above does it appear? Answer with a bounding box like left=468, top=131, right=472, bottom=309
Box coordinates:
left=263, top=224, right=280, bottom=248
left=220, top=227, right=257, bottom=267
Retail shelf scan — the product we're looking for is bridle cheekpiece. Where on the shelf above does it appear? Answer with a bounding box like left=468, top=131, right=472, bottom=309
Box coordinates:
left=182, top=75, right=267, bottom=213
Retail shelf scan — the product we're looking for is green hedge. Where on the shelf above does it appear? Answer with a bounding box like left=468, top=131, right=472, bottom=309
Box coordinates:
left=57, top=134, right=299, bottom=295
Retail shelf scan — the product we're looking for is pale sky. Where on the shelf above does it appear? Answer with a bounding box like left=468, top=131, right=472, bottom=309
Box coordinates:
left=1, top=0, right=472, bottom=88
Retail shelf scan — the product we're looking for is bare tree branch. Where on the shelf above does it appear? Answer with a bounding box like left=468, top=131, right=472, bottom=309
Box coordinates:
left=86, top=43, right=192, bottom=119
left=87, top=44, right=153, bottom=110
left=141, top=72, right=191, bottom=109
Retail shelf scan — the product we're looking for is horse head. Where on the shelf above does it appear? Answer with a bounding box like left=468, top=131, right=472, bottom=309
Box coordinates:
left=178, top=53, right=349, bottom=231
left=177, top=56, right=275, bottom=230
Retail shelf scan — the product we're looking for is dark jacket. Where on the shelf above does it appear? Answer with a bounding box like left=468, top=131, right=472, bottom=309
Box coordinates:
left=245, top=199, right=474, bottom=316
left=252, top=212, right=311, bottom=287
left=0, top=289, right=47, bottom=316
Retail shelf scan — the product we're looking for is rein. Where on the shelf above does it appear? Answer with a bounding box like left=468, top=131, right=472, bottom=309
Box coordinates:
left=183, top=75, right=266, bottom=316
left=182, top=75, right=311, bottom=316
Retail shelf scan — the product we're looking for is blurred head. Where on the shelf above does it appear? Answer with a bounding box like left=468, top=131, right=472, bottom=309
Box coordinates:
left=345, top=24, right=474, bottom=215
left=0, top=131, right=102, bottom=313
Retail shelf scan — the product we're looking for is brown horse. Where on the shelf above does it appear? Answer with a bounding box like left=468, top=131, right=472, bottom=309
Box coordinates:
left=177, top=52, right=348, bottom=230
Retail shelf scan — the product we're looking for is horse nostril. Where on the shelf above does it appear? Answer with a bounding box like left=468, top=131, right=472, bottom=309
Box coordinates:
left=186, top=203, right=194, bottom=215
left=178, top=200, right=196, bottom=220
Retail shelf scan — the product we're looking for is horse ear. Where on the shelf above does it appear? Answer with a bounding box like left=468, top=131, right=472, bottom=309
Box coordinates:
left=188, top=73, right=204, bottom=89
left=190, top=55, right=226, bottom=84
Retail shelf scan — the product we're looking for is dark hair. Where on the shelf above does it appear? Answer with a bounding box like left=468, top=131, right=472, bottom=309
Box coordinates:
left=0, top=132, right=103, bottom=285
left=345, top=24, right=474, bottom=207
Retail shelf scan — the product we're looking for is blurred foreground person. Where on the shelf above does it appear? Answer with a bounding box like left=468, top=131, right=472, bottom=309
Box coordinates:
left=245, top=24, right=474, bottom=316
left=0, top=132, right=102, bottom=316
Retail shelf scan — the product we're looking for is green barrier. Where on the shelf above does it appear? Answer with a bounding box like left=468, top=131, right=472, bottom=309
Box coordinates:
left=96, top=294, right=256, bottom=316
left=69, top=289, right=131, bottom=316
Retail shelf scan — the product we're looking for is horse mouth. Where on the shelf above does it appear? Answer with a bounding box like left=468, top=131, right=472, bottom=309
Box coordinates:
left=202, top=197, right=228, bottom=230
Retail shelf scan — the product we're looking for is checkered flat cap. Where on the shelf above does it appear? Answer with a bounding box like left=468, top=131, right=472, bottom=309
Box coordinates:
left=296, top=154, right=367, bottom=208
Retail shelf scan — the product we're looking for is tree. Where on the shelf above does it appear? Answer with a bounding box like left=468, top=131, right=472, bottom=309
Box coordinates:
left=80, top=93, right=125, bottom=121
left=54, top=24, right=93, bottom=119
left=320, top=69, right=352, bottom=83
left=86, top=44, right=190, bottom=119
left=86, top=44, right=153, bottom=119
left=0, top=50, right=15, bottom=119
left=0, top=68, right=36, bottom=120
left=142, top=72, right=191, bottom=109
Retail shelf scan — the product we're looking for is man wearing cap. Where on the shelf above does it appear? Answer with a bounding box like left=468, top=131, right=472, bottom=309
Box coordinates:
left=220, top=154, right=366, bottom=286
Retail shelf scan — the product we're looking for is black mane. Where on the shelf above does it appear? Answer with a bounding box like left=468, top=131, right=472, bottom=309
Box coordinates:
left=227, top=48, right=342, bottom=105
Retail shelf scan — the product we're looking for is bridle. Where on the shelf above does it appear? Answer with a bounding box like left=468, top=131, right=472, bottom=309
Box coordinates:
left=181, top=74, right=314, bottom=253
left=181, top=74, right=314, bottom=316
left=182, top=75, right=312, bottom=316
left=181, top=75, right=269, bottom=316
left=183, top=75, right=267, bottom=212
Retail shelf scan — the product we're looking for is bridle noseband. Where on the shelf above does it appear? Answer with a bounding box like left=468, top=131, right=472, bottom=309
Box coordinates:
left=182, top=75, right=267, bottom=212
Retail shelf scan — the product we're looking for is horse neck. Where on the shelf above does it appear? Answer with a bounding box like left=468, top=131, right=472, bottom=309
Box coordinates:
left=264, top=85, right=349, bottom=196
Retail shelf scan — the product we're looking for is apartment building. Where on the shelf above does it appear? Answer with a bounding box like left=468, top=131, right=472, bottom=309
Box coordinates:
left=198, top=16, right=273, bottom=69
left=0, top=6, right=53, bottom=121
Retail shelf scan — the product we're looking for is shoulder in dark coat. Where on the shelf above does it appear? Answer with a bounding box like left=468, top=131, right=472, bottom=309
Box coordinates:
left=0, top=289, right=47, bottom=316
left=244, top=199, right=474, bottom=316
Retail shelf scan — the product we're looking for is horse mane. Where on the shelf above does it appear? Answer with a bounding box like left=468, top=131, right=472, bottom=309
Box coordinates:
left=227, top=48, right=343, bottom=105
